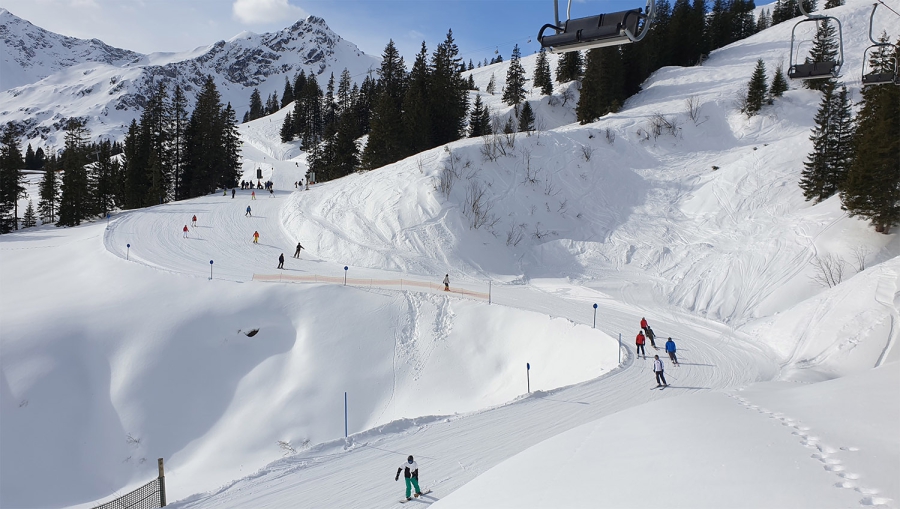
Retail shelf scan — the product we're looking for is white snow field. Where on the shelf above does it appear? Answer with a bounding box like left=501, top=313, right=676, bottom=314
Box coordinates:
left=1, top=0, right=899, bottom=507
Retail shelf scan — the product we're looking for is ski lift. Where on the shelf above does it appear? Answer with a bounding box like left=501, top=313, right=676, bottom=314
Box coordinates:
left=787, top=1, right=844, bottom=80
left=537, top=0, right=655, bottom=54
left=861, top=3, right=899, bottom=86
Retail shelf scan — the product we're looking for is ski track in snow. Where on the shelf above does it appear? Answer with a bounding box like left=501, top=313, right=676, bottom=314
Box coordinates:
left=100, top=160, right=786, bottom=508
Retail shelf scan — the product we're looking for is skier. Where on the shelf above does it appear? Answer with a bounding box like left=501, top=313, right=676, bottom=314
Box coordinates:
left=395, top=455, right=423, bottom=501
left=251, top=191, right=256, bottom=200
left=640, top=317, right=649, bottom=334
left=646, top=325, right=657, bottom=349
left=191, top=215, right=197, bottom=227
left=665, top=337, right=679, bottom=366
left=443, top=274, right=450, bottom=291
left=635, top=331, right=646, bottom=358
left=183, top=225, right=189, bottom=238
left=245, top=205, right=252, bottom=217
left=232, top=188, right=236, bottom=199
left=269, top=188, right=274, bottom=198
left=653, top=355, right=668, bottom=387
left=278, top=253, right=285, bottom=269
left=293, top=242, right=304, bottom=258
left=252, top=231, right=259, bottom=244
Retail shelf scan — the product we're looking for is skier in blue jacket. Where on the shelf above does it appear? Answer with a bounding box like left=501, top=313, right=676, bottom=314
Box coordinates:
left=665, top=337, right=678, bottom=366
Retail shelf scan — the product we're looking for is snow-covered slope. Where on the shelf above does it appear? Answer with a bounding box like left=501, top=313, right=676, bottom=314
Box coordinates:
left=0, top=10, right=378, bottom=149
left=0, top=0, right=897, bottom=508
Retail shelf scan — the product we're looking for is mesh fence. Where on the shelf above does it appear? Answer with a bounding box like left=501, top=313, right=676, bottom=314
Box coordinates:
left=252, top=273, right=490, bottom=301
left=92, top=477, right=164, bottom=509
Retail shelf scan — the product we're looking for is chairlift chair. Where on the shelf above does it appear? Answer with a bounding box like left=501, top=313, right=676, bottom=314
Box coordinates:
left=538, top=0, right=655, bottom=54
left=861, top=3, right=899, bottom=86
left=788, top=1, right=844, bottom=80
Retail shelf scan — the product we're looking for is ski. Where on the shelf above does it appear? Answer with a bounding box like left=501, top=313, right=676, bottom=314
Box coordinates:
left=400, top=490, right=431, bottom=503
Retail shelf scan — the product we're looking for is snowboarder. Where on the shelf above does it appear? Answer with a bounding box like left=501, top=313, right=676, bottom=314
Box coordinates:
left=252, top=231, right=259, bottom=244
left=665, top=337, right=679, bottom=366
left=183, top=225, right=189, bottom=238
left=636, top=331, right=646, bottom=358
left=278, top=253, right=284, bottom=269
left=251, top=191, right=256, bottom=200
left=646, top=326, right=657, bottom=349
left=232, top=188, right=236, bottom=199
left=640, top=317, right=649, bottom=334
left=191, top=215, right=197, bottom=227
left=653, top=355, right=668, bottom=387
left=443, top=274, right=450, bottom=291
left=245, top=205, right=252, bottom=217
left=395, top=455, right=423, bottom=501
left=293, top=242, right=304, bottom=258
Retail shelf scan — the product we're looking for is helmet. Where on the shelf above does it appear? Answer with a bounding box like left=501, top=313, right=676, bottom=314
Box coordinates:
left=408, top=455, right=414, bottom=462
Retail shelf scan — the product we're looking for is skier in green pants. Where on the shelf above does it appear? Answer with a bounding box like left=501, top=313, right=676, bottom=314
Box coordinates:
left=395, top=455, right=423, bottom=501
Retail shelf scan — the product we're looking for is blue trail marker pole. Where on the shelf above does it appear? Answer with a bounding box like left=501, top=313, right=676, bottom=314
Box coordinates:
left=126, top=243, right=130, bottom=261
left=344, top=392, right=348, bottom=438
left=593, top=303, right=598, bottom=328
left=209, top=260, right=214, bottom=280
left=343, top=266, right=348, bottom=285
left=526, top=363, right=531, bottom=393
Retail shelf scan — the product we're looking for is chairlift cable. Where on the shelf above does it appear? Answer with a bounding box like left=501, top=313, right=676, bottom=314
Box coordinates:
left=875, top=0, right=900, bottom=19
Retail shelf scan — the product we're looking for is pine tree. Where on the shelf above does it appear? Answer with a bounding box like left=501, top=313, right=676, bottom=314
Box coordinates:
left=169, top=84, right=189, bottom=201
left=266, top=92, right=280, bottom=115
left=90, top=139, right=120, bottom=216
left=824, top=0, right=842, bottom=8
left=840, top=40, right=900, bottom=233
left=577, top=47, right=625, bottom=123
left=402, top=42, right=432, bottom=156
left=361, top=40, right=407, bottom=169
left=142, top=82, right=170, bottom=206
left=468, top=95, right=490, bottom=137
left=745, top=58, right=768, bottom=116
left=24, top=144, right=35, bottom=170
left=533, top=48, right=553, bottom=96
left=33, top=147, right=46, bottom=171
left=800, top=82, right=854, bottom=202
left=281, top=77, right=295, bottom=108
left=337, top=68, right=353, bottom=116
left=468, top=59, right=475, bottom=70
left=756, top=8, right=771, bottom=32
left=486, top=73, right=496, bottom=95
left=429, top=30, right=468, bottom=146
left=518, top=101, right=535, bottom=132
left=248, top=88, right=264, bottom=121
left=770, top=63, right=789, bottom=98
left=22, top=199, right=36, bottom=228
left=323, top=73, right=338, bottom=137
left=57, top=119, right=91, bottom=227
left=122, top=119, right=147, bottom=209
left=38, top=155, right=60, bottom=223
left=0, top=126, right=26, bottom=232
left=503, top=44, right=527, bottom=106
left=556, top=51, right=584, bottom=83
left=804, top=19, right=839, bottom=92
left=280, top=111, right=295, bottom=142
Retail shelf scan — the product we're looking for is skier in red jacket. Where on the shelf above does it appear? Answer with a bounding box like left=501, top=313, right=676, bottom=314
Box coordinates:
left=182, top=225, right=189, bottom=238
left=636, top=331, right=646, bottom=358
left=640, top=317, right=649, bottom=333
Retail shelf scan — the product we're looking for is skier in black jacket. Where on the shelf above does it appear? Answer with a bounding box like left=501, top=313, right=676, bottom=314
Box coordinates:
left=395, top=455, right=423, bottom=501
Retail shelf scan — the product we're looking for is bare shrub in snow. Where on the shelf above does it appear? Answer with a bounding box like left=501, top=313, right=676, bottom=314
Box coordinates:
left=810, top=253, right=846, bottom=288
left=733, top=86, right=749, bottom=114
left=580, top=144, right=594, bottom=161
left=463, top=180, right=499, bottom=230
left=437, top=152, right=461, bottom=197
left=648, top=113, right=680, bottom=139
left=605, top=127, right=615, bottom=144
left=852, top=246, right=871, bottom=272
left=686, top=96, right=702, bottom=124
left=521, top=148, right=541, bottom=186
left=416, top=156, right=425, bottom=174
left=558, top=198, right=568, bottom=212
left=278, top=440, right=296, bottom=455
left=532, top=222, right=552, bottom=239
left=561, top=87, right=575, bottom=106
left=506, top=223, right=526, bottom=246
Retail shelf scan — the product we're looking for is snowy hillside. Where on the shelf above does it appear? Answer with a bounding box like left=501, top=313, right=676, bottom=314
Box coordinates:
left=0, top=0, right=898, bottom=508
left=0, top=10, right=378, bottom=149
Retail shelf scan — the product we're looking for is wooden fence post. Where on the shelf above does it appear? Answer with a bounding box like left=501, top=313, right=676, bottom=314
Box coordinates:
left=158, top=458, right=167, bottom=506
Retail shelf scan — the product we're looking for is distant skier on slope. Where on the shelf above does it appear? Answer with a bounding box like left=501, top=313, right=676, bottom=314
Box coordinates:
left=191, top=215, right=197, bottom=227
left=636, top=331, right=646, bottom=358
left=395, top=455, right=424, bottom=501
left=640, top=317, right=649, bottom=334
left=443, top=274, right=450, bottom=292
left=653, top=355, right=668, bottom=387
left=246, top=205, right=252, bottom=217
left=646, top=325, right=657, bottom=349
left=252, top=231, right=259, bottom=244
left=232, top=188, right=236, bottom=199
left=183, top=225, right=189, bottom=238
left=665, top=337, right=679, bottom=366
left=293, top=242, right=304, bottom=258
left=251, top=191, right=256, bottom=200
left=278, top=253, right=284, bottom=269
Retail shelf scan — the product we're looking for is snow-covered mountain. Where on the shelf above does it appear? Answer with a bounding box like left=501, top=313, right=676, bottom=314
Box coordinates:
left=0, top=9, right=379, bottom=149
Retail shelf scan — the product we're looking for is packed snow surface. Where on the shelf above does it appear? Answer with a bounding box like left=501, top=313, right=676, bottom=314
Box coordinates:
left=1, top=0, right=898, bottom=508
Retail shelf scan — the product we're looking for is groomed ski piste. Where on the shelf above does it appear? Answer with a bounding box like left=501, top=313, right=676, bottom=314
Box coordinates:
left=1, top=0, right=898, bottom=507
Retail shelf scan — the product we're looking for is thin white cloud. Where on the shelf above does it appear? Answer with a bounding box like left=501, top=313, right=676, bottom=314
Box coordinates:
left=232, top=0, right=306, bottom=25
left=407, top=30, right=425, bottom=41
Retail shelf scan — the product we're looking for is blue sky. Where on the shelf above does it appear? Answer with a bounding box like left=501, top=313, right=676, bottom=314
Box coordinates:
left=0, top=0, right=642, bottom=65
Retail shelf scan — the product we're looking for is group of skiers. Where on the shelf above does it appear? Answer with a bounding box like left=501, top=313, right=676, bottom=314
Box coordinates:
left=637, top=317, right=680, bottom=387
left=276, top=242, right=305, bottom=269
